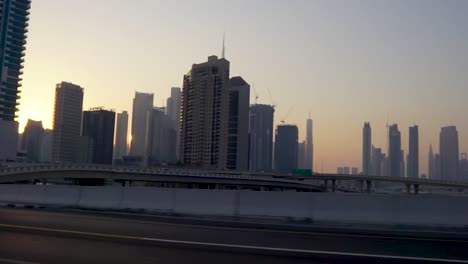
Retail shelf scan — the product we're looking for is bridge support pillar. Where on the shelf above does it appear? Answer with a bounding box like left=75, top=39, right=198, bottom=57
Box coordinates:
left=366, top=180, right=371, bottom=193
left=331, top=179, right=336, bottom=192
left=414, top=184, right=419, bottom=195
left=406, top=183, right=411, bottom=194
left=359, top=180, right=364, bottom=193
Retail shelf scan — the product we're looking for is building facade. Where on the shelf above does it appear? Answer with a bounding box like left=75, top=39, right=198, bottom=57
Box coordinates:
left=0, top=0, right=31, bottom=160
left=371, top=145, right=385, bottom=176
left=362, top=122, right=372, bottom=175
left=180, top=55, right=230, bottom=169
left=274, top=125, right=298, bottom=173
left=147, top=108, right=177, bottom=165
left=305, top=117, right=313, bottom=170
left=82, top=108, right=116, bottom=164
left=226, top=76, right=250, bottom=171
left=166, top=87, right=181, bottom=160
left=114, top=111, right=128, bottom=161
left=130, top=92, right=154, bottom=158
left=52, top=82, right=84, bottom=163
left=388, top=124, right=402, bottom=177
left=440, top=126, right=459, bottom=181
left=249, top=104, right=275, bottom=172
left=407, top=125, right=419, bottom=178
left=21, top=119, right=44, bottom=162
left=297, top=141, right=305, bottom=169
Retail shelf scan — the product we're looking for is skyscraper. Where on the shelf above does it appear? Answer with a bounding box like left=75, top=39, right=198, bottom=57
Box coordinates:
left=388, top=124, right=402, bottom=177
left=226, top=76, right=250, bottom=171
left=440, top=126, right=459, bottom=181
left=39, top=129, right=53, bottom=162
left=434, top=153, right=441, bottom=180
left=180, top=55, right=230, bottom=169
left=82, top=108, right=116, bottom=164
left=407, top=125, right=419, bottom=178
left=305, top=117, right=313, bottom=170
left=113, top=111, right=128, bottom=161
left=371, top=145, right=384, bottom=176
left=274, top=125, right=298, bottom=173
left=130, top=92, right=154, bottom=157
left=147, top=107, right=177, bottom=165
left=249, top=104, right=275, bottom=172
left=0, top=0, right=31, bottom=161
left=166, top=87, right=181, bottom=160
left=428, top=144, right=435, bottom=179
left=362, top=122, right=371, bottom=175
left=52, top=82, right=84, bottom=163
left=22, top=119, right=44, bottom=162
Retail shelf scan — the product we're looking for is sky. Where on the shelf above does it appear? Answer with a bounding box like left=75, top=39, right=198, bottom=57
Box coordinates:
left=18, top=0, right=468, bottom=174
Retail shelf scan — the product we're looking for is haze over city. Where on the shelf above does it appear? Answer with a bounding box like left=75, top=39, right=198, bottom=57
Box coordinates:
left=17, top=0, right=468, bottom=173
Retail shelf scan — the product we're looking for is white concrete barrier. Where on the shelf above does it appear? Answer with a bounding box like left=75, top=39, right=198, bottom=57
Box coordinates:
left=174, top=189, right=236, bottom=216
left=42, top=185, right=81, bottom=206
left=1, top=184, right=468, bottom=227
left=77, top=186, right=122, bottom=209
left=0, top=184, right=20, bottom=202
left=120, top=187, right=173, bottom=211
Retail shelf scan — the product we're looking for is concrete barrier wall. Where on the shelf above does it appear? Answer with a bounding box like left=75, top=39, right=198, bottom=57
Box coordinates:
left=1, top=184, right=468, bottom=227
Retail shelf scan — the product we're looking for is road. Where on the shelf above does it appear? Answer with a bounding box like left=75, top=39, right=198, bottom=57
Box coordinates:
left=0, top=208, right=467, bottom=263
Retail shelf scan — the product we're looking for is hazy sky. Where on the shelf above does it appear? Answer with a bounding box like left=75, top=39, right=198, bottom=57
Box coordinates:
left=18, top=0, right=468, bottom=173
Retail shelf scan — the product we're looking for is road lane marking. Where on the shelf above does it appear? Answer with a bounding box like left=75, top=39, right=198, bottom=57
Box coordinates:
left=0, top=258, right=39, bottom=264
left=0, top=223, right=467, bottom=263
left=2, top=208, right=468, bottom=243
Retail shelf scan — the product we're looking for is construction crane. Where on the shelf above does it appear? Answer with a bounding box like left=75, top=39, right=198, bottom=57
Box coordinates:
left=251, top=83, right=259, bottom=104
left=280, top=106, right=294, bottom=124
left=267, top=87, right=276, bottom=109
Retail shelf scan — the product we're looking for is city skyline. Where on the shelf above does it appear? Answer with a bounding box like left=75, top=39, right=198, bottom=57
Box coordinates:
left=15, top=0, right=468, bottom=173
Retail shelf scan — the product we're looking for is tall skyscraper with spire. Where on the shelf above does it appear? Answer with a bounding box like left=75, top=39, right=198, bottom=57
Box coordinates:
left=180, top=55, right=230, bottom=169
left=362, top=122, right=372, bottom=175
left=305, top=116, right=313, bottom=170
left=0, top=0, right=31, bottom=161
left=407, top=125, right=419, bottom=178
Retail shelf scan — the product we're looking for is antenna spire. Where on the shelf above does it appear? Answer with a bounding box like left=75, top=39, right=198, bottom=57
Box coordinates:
left=222, top=32, right=226, bottom=59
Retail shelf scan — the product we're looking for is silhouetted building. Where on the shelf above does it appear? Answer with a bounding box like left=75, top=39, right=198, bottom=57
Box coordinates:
left=130, top=92, right=154, bottom=158
left=147, top=108, right=177, bottom=165
left=343, top=167, right=350, bottom=175
left=407, top=125, right=419, bottom=178
left=352, top=167, right=358, bottom=175
left=274, top=125, right=298, bottom=173
left=440, top=126, right=459, bottom=181
left=460, top=153, right=468, bottom=182
left=0, top=0, right=31, bottom=160
left=388, top=124, right=402, bottom=177
left=434, top=153, right=441, bottom=180
left=297, top=141, right=305, bottom=168
left=113, top=111, right=128, bottom=161
left=82, top=108, right=116, bottom=164
left=305, top=117, right=313, bottom=170
left=76, top=136, right=93, bottom=163
left=428, top=145, right=435, bottom=179
left=249, top=104, right=275, bottom=171
left=226, top=76, right=250, bottom=171
left=371, top=146, right=384, bottom=176
left=39, top=129, right=53, bottom=162
left=180, top=56, right=230, bottom=169
left=52, top=82, right=84, bottom=162
left=22, top=119, right=44, bottom=162
left=337, top=167, right=344, bottom=174
left=362, top=122, right=371, bottom=175
left=166, top=87, right=181, bottom=159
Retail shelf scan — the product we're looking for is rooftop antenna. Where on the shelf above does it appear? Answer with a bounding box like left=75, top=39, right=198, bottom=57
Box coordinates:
left=267, top=87, right=276, bottom=109
left=222, top=32, right=226, bottom=59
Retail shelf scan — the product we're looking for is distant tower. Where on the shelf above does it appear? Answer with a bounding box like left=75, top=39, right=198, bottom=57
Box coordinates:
left=428, top=145, right=435, bottom=179
left=114, top=111, right=129, bottom=161
left=166, top=87, right=182, bottom=160
left=82, top=108, right=116, bottom=164
left=362, top=122, right=372, bottom=175
left=388, top=124, right=402, bottom=177
left=408, top=125, right=419, bottom=178
left=440, top=126, right=459, bottom=181
left=22, top=119, right=45, bottom=162
left=130, top=92, right=154, bottom=157
left=249, top=104, right=275, bottom=171
left=305, top=116, right=313, bottom=170
left=274, top=125, right=298, bottom=173
left=52, top=82, right=84, bottom=163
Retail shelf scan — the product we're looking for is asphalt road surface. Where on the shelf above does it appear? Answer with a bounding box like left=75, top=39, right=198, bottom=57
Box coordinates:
left=0, top=208, right=467, bottom=264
